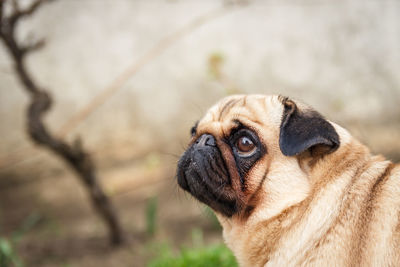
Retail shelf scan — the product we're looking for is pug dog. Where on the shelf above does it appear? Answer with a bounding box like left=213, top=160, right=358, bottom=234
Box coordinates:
left=177, top=94, right=400, bottom=266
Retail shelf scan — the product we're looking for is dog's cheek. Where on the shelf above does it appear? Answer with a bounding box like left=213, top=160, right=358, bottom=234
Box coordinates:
left=177, top=149, right=194, bottom=192
left=238, top=157, right=271, bottom=216
left=177, top=144, right=237, bottom=211
left=216, top=140, right=244, bottom=194
left=246, top=161, right=268, bottom=191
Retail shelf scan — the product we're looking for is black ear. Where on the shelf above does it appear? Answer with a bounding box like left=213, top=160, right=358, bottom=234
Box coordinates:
left=279, top=98, right=340, bottom=157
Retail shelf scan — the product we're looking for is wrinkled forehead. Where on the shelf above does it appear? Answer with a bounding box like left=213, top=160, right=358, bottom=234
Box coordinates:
left=197, top=95, right=285, bottom=136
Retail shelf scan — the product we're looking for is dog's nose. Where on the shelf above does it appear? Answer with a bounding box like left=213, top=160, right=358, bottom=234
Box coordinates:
left=195, top=134, right=216, bottom=147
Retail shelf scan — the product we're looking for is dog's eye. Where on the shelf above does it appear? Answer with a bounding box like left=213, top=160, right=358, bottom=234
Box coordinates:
left=190, top=121, right=199, bottom=137
left=236, top=136, right=256, bottom=156
left=190, top=126, right=196, bottom=136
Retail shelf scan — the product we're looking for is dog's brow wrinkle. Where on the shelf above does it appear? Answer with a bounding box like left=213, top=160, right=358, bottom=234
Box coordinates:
left=259, top=97, right=267, bottom=111
left=235, top=115, right=262, bottom=126
left=244, top=99, right=263, bottom=123
left=221, top=124, right=227, bottom=138
left=219, top=98, right=241, bottom=121
left=210, top=112, right=215, bottom=121
left=242, top=96, right=248, bottom=107
left=232, top=119, right=242, bottom=126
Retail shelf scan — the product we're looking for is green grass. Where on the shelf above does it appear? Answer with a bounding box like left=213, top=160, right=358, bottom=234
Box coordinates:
left=0, top=212, right=41, bottom=267
left=0, top=237, right=23, bottom=267
left=148, top=243, right=238, bottom=267
left=148, top=228, right=237, bottom=267
left=146, top=197, right=158, bottom=237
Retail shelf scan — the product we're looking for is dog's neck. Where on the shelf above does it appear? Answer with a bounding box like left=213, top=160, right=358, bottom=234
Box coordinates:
left=219, top=125, right=375, bottom=266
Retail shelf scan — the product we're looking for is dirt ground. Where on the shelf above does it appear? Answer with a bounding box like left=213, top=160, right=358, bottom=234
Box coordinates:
left=0, top=151, right=223, bottom=267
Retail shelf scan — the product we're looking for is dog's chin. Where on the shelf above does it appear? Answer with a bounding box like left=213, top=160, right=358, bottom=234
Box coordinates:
left=177, top=145, right=238, bottom=217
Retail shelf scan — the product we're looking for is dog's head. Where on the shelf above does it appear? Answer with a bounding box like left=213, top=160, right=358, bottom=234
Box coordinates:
left=177, top=95, right=340, bottom=220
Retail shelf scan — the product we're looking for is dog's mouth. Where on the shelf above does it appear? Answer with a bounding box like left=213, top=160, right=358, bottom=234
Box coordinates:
left=177, top=143, right=238, bottom=217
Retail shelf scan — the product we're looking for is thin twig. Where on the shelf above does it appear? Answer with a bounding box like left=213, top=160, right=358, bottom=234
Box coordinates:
left=9, top=0, right=52, bottom=27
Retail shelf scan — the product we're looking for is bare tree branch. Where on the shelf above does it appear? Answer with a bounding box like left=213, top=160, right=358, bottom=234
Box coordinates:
left=21, top=37, right=45, bottom=54
left=9, top=0, right=52, bottom=27
left=0, top=1, right=4, bottom=20
left=0, top=0, right=125, bottom=245
left=11, top=0, right=19, bottom=13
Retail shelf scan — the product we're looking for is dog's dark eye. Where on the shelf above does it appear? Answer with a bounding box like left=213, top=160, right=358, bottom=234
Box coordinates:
left=190, top=121, right=199, bottom=137
left=236, top=136, right=256, bottom=156
left=229, top=127, right=264, bottom=182
left=190, top=126, right=196, bottom=136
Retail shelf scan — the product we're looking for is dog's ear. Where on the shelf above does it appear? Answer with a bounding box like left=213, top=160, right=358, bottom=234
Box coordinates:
left=279, top=98, right=340, bottom=157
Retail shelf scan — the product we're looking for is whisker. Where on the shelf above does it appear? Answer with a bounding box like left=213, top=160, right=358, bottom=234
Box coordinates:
left=159, top=151, right=181, bottom=159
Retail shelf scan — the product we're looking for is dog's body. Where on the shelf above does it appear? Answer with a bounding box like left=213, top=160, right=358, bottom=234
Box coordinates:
left=177, top=95, right=400, bottom=266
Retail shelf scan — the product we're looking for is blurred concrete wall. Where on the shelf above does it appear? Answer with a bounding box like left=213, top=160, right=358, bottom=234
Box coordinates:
left=1, top=0, right=399, bottom=169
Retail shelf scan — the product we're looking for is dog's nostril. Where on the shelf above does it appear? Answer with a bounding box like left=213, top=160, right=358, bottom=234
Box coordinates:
left=205, top=135, right=216, bottom=146
left=196, top=134, right=216, bottom=147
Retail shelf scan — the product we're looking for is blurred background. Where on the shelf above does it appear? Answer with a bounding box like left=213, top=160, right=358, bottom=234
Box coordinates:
left=0, top=0, right=399, bottom=266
